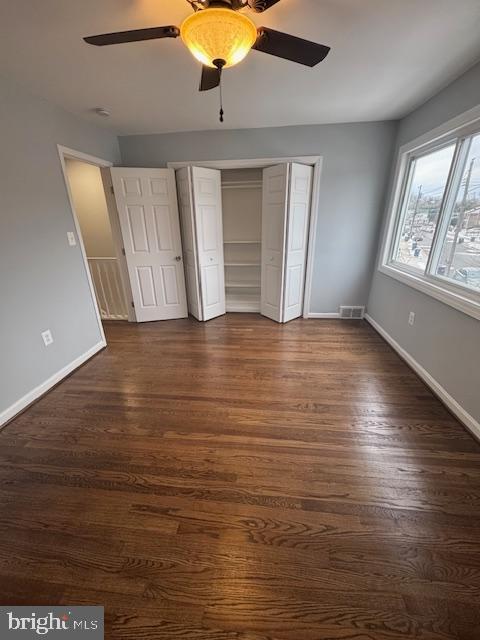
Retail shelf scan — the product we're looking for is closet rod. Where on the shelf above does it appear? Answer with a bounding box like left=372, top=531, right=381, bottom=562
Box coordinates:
left=224, top=240, right=261, bottom=244
left=221, top=180, right=262, bottom=190
left=226, top=282, right=261, bottom=289
left=225, top=263, right=261, bottom=267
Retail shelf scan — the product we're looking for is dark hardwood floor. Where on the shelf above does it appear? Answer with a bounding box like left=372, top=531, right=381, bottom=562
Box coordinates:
left=1, top=315, right=480, bottom=639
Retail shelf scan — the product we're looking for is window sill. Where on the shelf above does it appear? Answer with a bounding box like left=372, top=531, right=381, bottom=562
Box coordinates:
left=378, top=263, right=480, bottom=321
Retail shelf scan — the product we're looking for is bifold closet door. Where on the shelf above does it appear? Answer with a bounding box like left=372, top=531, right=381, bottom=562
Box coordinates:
left=176, top=167, right=203, bottom=320
left=283, top=163, right=313, bottom=322
left=176, top=167, right=226, bottom=321
left=110, top=168, right=188, bottom=322
left=261, top=163, right=313, bottom=323
left=261, top=164, right=289, bottom=322
left=192, top=167, right=226, bottom=320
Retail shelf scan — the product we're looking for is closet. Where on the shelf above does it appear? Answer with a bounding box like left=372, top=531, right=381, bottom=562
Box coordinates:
left=222, top=169, right=263, bottom=313
left=175, top=162, right=313, bottom=324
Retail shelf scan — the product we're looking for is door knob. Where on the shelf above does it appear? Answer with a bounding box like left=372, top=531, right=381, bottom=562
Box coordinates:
left=175, top=256, right=182, bottom=262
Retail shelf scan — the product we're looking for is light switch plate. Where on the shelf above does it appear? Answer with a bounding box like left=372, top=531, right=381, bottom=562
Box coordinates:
left=41, top=330, right=53, bottom=346
left=67, top=231, right=77, bottom=246
left=408, top=311, right=415, bottom=326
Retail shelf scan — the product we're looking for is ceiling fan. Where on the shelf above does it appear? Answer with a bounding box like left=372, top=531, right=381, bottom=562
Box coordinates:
left=84, top=0, right=330, bottom=121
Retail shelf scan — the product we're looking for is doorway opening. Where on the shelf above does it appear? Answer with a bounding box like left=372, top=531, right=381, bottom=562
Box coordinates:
left=222, top=168, right=262, bottom=313
left=65, top=159, right=128, bottom=321
left=170, top=155, right=322, bottom=321
left=175, top=159, right=318, bottom=323
left=58, top=146, right=130, bottom=333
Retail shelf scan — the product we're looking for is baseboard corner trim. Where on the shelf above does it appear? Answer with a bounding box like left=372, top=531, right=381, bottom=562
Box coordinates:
left=307, top=312, right=341, bottom=319
left=364, top=313, right=480, bottom=441
left=0, top=340, right=106, bottom=428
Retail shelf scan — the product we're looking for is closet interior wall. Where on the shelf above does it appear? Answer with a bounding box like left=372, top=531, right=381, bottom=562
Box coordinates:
left=221, top=168, right=263, bottom=313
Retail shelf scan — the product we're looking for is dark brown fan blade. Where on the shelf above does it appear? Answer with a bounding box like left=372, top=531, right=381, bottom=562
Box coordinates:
left=252, top=27, right=330, bottom=67
left=84, top=25, right=179, bottom=46
left=199, top=66, right=221, bottom=92
left=249, top=0, right=282, bottom=12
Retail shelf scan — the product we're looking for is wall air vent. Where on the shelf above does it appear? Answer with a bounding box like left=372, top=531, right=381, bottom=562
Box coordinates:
left=339, top=306, right=365, bottom=320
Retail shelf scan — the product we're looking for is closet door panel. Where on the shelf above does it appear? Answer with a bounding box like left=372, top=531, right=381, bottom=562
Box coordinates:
left=283, top=163, right=313, bottom=322
left=261, top=164, right=289, bottom=323
left=191, top=167, right=226, bottom=321
left=204, top=265, right=222, bottom=306
left=111, top=167, right=188, bottom=322
left=176, top=167, right=202, bottom=320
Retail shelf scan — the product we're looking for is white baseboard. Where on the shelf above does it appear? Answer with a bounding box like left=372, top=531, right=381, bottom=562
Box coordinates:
left=0, top=340, right=106, bottom=427
left=365, top=314, right=480, bottom=440
left=307, top=312, right=340, bottom=319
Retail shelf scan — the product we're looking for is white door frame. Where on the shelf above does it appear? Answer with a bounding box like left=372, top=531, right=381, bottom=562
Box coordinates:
left=99, top=169, right=136, bottom=322
left=57, top=145, right=115, bottom=343
left=168, top=156, right=323, bottom=318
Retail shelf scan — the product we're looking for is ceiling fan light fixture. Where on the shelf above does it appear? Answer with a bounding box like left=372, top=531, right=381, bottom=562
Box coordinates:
left=180, top=7, right=257, bottom=69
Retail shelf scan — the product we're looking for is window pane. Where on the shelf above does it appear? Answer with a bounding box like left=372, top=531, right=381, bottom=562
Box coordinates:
left=435, top=134, right=480, bottom=292
left=394, top=144, right=455, bottom=272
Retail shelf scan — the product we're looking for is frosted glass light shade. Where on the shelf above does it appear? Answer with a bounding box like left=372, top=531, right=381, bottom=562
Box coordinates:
left=181, top=8, right=258, bottom=69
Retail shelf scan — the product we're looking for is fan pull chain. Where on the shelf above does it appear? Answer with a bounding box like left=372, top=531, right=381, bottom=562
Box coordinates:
left=212, top=59, right=226, bottom=124
left=219, top=76, right=224, bottom=123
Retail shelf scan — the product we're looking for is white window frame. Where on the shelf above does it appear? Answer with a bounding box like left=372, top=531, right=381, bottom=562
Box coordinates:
left=379, top=104, right=480, bottom=321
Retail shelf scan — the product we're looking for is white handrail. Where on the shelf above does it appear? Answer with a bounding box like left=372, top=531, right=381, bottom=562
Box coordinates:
left=87, top=257, right=128, bottom=320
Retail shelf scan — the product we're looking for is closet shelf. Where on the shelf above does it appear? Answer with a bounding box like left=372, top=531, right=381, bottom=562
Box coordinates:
left=226, top=282, right=261, bottom=289
left=225, top=262, right=261, bottom=267
left=226, top=291, right=261, bottom=313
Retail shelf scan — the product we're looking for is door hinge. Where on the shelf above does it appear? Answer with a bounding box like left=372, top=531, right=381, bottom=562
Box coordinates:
left=121, top=247, right=126, bottom=256
left=110, top=185, right=114, bottom=195
left=131, top=301, right=135, bottom=308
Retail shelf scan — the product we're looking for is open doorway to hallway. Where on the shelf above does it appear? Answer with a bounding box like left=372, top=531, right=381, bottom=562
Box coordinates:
left=64, top=158, right=129, bottom=322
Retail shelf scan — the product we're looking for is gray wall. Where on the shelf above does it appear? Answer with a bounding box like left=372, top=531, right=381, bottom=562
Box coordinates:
left=368, top=60, right=480, bottom=425
left=119, top=121, right=397, bottom=313
left=0, top=75, right=120, bottom=417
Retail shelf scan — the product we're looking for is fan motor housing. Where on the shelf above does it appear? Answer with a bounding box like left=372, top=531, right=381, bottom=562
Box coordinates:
left=200, top=1, right=248, bottom=10
left=247, top=0, right=270, bottom=11
left=193, top=0, right=272, bottom=12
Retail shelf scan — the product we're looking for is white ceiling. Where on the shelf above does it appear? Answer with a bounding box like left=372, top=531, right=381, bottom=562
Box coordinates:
left=1, top=0, right=480, bottom=135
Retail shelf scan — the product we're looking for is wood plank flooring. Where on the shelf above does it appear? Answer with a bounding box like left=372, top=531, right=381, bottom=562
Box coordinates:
left=1, top=315, right=480, bottom=639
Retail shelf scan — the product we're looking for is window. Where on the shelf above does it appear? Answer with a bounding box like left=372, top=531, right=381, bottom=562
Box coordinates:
left=392, top=144, right=455, bottom=272
left=382, top=114, right=480, bottom=319
left=435, top=133, right=480, bottom=293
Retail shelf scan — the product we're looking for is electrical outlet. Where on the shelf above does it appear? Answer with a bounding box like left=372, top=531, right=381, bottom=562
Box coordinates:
left=67, top=231, right=77, bottom=246
left=408, top=311, right=415, bottom=326
left=41, top=330, right=53, bottom=346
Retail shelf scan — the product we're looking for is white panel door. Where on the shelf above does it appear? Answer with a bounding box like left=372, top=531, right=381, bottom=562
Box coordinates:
left=191, top=167, right=226, bottom=321
left=261, top=164, right=289, bottom=322
left=110, top=168, right=188, bottom=322
left=283, top=163, right=313, bottom=322
left=176, top=167, right=203, bottom=320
